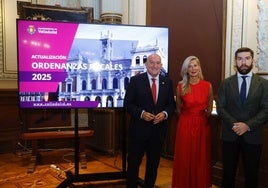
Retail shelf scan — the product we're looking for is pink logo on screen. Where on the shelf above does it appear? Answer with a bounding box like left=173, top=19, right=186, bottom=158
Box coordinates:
left=27, top=25, right=36, bottom=35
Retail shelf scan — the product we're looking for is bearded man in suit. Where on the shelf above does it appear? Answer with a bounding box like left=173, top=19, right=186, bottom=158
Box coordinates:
left=216, top=47, right=268, bottom=188
left=123, top=53, right=176, bottom=188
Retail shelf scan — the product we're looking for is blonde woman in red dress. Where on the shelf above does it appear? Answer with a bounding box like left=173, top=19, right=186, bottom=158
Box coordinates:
left=172, top=56, right=214, bottom=188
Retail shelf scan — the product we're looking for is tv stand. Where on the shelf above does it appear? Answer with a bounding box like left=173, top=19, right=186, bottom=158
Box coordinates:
left=57, top=108, right=127, bottom=188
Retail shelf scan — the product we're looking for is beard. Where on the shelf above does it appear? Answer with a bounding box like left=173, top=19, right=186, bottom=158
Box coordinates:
left=236, top=64, right=253, bottom=75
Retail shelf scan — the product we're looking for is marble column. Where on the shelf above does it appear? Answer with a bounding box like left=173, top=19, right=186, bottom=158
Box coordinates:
left=100, top=0, right=123, bottom=24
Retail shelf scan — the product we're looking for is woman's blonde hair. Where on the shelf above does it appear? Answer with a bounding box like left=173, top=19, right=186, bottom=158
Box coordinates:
left=180, top=56, right=204, bottom=95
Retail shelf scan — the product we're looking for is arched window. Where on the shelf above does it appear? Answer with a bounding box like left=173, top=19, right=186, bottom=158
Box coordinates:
left=113, top=78, right=118, bottom=89
left=102, top=79, right=107, bottom=89
left=82, top=80, right=87, bottom=90
left=95, top=96, right=102, bottom=107
left=135, top=56, right=140, bottom=65
left=143, top=55, right=147, bottom=64
left=106, top=96, right=113, bottom=107
left=67, top=83, right=71, bottom=92
left=91, top=79, right=96, bottom=90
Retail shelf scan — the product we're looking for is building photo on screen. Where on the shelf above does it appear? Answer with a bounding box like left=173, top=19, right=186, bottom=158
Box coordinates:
left=17, top=19, right=169, bottom=109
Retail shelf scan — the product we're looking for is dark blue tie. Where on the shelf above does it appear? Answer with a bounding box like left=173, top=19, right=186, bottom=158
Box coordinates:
left=240, top=76, right=247, bottom=104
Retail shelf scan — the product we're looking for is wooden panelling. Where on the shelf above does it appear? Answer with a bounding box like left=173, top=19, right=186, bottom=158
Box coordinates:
left=147, top=0, right=224, bottom=94
left=20, top=108, right=71, bottom=132
left=87, top=109, right=124, bottom=154
left=0, top=90, right=21, bottom=153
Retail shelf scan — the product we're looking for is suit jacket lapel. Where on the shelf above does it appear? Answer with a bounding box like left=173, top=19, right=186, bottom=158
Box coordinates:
left=230, top=75, right=240, bottom=102
left=157, top=76, right=167, bottom=104
left=142, top=73, right=155, bottom=105
left=247, top=74, right=259, bottom=100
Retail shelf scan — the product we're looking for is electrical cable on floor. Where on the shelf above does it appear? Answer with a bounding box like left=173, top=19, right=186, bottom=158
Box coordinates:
left=86, top=149, right=122, bottom=171
left=62, top=152, right=74, bottom=172
left=14, top=142, right=32, bottom=156
left=14, top=142, right=123, bottom=175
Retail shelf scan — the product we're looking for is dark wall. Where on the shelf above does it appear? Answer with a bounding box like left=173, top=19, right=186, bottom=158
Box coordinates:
left=147, top=0, right=224, bottom=94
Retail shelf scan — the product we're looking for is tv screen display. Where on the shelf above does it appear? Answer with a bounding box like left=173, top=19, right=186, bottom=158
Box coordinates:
left=17, top=19, right=169, bottom=108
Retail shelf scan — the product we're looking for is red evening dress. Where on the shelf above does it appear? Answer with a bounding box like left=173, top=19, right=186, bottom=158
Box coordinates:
left=172, top=80, right=211, bottom=188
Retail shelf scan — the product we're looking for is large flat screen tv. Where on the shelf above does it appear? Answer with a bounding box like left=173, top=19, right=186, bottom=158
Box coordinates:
left=17, top=19, right=169, bottom=108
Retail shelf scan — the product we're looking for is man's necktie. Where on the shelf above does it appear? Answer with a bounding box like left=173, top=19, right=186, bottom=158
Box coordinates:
left=151, top=78, right=156, bottom=104
left=240, top=76, right=247, bottom=104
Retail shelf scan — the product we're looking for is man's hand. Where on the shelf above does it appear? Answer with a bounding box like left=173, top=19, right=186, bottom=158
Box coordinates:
left=142, top=111, right=155, bottom=122
left=153, top=112, right=166, bottom=124
left=232, top=122, right=250, bottom=136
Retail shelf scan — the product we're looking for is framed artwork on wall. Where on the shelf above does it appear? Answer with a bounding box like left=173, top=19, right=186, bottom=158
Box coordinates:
left=17, top=1, right=93, bottom=22
left=225, top=0, right=268, bottom=79
left=256, top=0, right=268, bottom=76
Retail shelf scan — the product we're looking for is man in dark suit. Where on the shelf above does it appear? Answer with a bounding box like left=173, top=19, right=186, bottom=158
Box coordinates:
left=216, top=47, right=268, bottom=188
left=123, top=53, right=176, bottom=188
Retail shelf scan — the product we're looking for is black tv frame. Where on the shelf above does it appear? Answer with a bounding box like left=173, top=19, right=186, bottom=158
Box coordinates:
left=16, top=19, right=169, bottom=109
